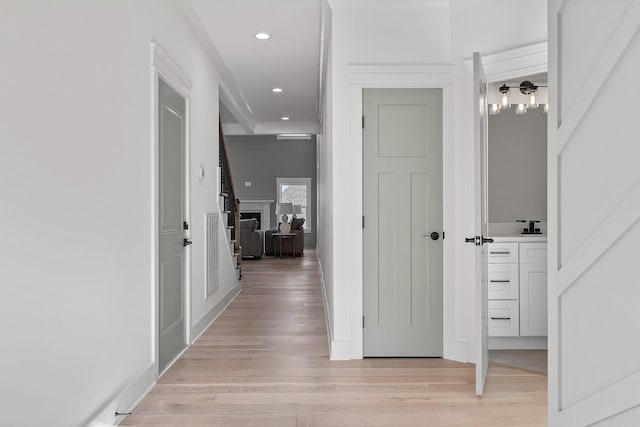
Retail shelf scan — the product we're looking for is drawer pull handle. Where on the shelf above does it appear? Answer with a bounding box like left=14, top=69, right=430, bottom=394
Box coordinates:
left=490, top=251, right=510, bottom=255
left=490, top=280, right=510, bottom=283
left=490, top=316, right=511, bottom=320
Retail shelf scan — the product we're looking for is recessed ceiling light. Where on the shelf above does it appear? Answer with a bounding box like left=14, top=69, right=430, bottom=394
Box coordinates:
left=281, top=116, right=290, bottom=121
left=272, top=88, right=283, bottom=93
left=255, top=33, right=271, bottom=40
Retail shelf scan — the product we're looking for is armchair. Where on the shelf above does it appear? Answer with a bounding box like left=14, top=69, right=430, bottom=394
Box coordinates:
left=239, top=218, right=263, bottom=259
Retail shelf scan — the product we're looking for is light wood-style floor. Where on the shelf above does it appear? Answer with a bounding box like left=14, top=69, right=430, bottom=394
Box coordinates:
left=123, top=250, right=547, bottom=426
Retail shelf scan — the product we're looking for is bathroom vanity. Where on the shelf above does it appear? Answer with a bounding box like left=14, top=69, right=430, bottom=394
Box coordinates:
left=487, top=236, right=547, bottom=349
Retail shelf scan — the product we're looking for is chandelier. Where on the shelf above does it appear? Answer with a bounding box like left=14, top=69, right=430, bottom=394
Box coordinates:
left=489, top=80, right=548, bottom=116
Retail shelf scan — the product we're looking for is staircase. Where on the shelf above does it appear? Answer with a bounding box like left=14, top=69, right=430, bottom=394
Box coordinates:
left=219, top=119, right=242, bottom=280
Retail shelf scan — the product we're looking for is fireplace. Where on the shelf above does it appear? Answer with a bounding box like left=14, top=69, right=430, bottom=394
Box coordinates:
left=239, top=200, right=273, bottom=231
left=240, top=212, right=262, bottom=230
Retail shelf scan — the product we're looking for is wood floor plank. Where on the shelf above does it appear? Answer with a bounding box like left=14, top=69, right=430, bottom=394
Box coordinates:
left=122, top=250, right=547, bottom=426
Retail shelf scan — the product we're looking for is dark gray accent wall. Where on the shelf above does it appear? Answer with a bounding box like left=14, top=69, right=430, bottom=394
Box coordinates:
left=488, top=108, right=547, bottom=223
left=226, top=135, right=317, bottom=247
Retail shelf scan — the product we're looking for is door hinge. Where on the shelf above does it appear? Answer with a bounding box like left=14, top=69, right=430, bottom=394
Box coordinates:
left=362, top=316, right=365, bottom=328
left=362, top=116, right=365, bottom=129
left=362, top=216, right=365, bottom=228
left=183, top=221, right=189, bottom=230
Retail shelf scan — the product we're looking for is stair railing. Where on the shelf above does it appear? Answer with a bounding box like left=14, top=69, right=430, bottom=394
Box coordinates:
left=219, top=118, right=241, bottom=267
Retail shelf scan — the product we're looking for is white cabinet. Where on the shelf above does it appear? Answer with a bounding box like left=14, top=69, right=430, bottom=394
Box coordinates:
left=488, top=263, right=519, bottom=300
left=487, top=242, right=518, bottom=263
left=488, top=300, right=519, bottom=336
left=519, top=263, right=548, bottom=336
left=487, top=241, right=547, bottom=338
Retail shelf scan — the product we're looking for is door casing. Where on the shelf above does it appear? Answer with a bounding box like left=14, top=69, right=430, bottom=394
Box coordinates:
left=345, top=65, right=455, bottom=360
left=151, top=43, right=192, bottom=377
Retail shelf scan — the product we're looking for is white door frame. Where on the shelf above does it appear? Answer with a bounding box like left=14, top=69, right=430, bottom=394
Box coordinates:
left=151, top=43, right=192, bottom=377
left=348, top=65, right=454, bottom=360
left=463, top=42, right=548, bottom=365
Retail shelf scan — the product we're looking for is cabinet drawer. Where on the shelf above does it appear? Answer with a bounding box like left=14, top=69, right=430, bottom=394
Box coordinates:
left=519, top=243, right=548, bottom=264
left=487, top=242, right=518, bottom=263
left=488, top=264, right=519, bottom=299
left=488, top=300, right=519, bottom=337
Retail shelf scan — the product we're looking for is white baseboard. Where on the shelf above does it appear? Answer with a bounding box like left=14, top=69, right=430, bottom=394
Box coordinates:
left=87, top=363, right=156, bottom=427
left=191, top=284, right=242, bottom=341
left=329, top=340, right=352, bottom=360
left=317, top=257, right=335, bottom=357
left=446, top=339, right=469, bottom=363
left=489, top=336, right=548, bottom=350
left=317, top=256, right=350, bottom=361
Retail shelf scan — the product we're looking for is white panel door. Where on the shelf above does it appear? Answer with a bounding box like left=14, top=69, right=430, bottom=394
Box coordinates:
left=363, top=88, right=443, bottom=357
left=549, top=0, right=640, bottom=425
left=158, top=78, right=187, bottom=372
left=472, top=52, right=491, bottom=396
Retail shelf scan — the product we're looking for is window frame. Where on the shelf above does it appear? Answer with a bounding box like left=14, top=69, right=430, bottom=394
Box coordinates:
left=276, top=177, right=312, bottom=233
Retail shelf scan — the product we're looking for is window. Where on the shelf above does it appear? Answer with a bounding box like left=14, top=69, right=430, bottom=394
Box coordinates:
left=276, top=177, right=312, bottom=233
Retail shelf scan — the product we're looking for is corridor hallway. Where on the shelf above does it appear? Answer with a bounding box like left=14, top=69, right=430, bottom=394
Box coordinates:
left=123, top=251, right=547, bottom=426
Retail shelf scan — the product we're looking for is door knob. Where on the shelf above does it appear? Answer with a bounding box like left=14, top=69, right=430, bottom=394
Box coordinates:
left=465, top=236, right=478, bottom=244
left=183, top=238, right=193, bottom=247
left=481, top=236, right=494, bottom=244
left=430, top=232, right=440, bottom=240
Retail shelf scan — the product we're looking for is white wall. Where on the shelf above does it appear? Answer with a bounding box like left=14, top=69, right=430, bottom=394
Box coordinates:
left=0, top=1, right=239, bottom=426
left=322, top=0, right=547, bottom=362
left=317, top=0, right=335, bottom=348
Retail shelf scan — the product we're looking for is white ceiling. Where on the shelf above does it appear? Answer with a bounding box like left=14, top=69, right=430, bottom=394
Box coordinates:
left=190, top=0, right=322, bottom=134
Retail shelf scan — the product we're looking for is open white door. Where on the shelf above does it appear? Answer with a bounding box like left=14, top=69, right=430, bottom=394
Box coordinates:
left=470, top=52, right=492, bottom=396
left=548, top=1, right=640, bottom=425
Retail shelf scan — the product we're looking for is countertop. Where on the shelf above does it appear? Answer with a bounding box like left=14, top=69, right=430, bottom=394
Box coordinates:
left=488, top=235, right=547, bottom=243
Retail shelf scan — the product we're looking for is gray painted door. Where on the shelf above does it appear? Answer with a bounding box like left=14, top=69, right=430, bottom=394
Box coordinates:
left=363, top=88, right=443, bottom=357
left=158, top=78, right=186, bottom=372
left=472, top=53, right=490, bottom=395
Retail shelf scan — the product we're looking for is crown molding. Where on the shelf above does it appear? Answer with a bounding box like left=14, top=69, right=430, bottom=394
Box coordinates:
left=178, top=1, right=256, bottom=133
left=464, top=41, right=548, bottom=82
left=328, top=0, right=446, bottom=10
left=254, top=122, right=320, bottom=135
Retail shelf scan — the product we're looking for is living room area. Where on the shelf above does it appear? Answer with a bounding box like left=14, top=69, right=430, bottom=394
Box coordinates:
left=223, top=119, right=317, bottom=261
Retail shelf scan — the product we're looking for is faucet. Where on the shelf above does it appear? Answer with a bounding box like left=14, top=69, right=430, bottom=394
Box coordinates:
left=516, top=219, right=541, bottom=235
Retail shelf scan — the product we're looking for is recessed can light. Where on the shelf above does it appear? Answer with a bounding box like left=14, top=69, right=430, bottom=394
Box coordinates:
left=255, top=33, right=271, bottom=40
left=281, top=116, right=290, bottom=121
left=272, top=88, right=283, bottom=93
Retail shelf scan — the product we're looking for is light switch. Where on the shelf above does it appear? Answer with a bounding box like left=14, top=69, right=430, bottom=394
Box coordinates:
left=244, top=181, right=252, bottom=187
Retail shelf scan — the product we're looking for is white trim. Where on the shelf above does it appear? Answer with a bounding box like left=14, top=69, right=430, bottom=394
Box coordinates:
left=222, top=123, right=249, bottom=136
left=347, top=64, right=455, bottom=361
left=318, top=256, right=350, bottom=360
left=175, top=2, right=256, bottom=133
left=318, top=257, right=333, bottom=358
left=276, top=177, right=314, bottom=232
left=464, top=42, right=548, bottom=83
left=489, top=337, right=548, bottom=350
left=151, top=42, right=192, bottom=376
left=254, top=121, right=321, bottom=135
left=151, top=43, right=192, bottom=97
left=329, top=0, right=445, bottom=10
left=239, top=200, right=274, bottom=231
left=191, top=284, right=242, bottom=342
left=87, top=363, right=156, bottom=427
